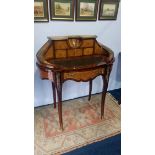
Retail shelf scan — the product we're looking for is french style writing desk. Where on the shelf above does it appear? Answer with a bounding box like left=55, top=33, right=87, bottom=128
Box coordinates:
left=36, top=35, right=114, bottom=130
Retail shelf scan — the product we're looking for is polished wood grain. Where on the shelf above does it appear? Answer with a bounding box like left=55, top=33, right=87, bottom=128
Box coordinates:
left=36, top=35, right=114, bottom=130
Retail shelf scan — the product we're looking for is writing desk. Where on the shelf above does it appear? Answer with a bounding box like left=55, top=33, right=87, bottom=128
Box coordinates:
left=36, top=35, right=114, bottom=130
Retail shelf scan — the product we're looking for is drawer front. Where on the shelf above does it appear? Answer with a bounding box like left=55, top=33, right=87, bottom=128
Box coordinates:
left=63, top=68, right=105, bottom=81
left=39, top=69, right=54, bottom=81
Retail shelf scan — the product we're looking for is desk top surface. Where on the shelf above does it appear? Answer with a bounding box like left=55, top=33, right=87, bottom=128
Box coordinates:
left=47, top=55, right=108, bottom=70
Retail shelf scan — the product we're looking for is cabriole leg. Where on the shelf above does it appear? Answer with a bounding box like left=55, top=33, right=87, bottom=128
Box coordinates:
left=88, top=80, right=92, bottom=101
left=51, top=82, right=56, bottom=108
left=101, top=75, right=108, bottom=119
left=101, top=65, right=112, bottom=119
left=56, top=73, right=63, bottom=130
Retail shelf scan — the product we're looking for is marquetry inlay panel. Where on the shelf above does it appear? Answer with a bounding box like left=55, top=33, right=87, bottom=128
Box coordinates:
left=63, top=68, right=105, bottom=81
left=83, top=48, right=93, bottom=55
left=54, top=41, right=68, bottom=49
left=74, top=49, right=83, bottom=56
left=55, top=50, right=66, bottom=58
left=45, top=45, right=54, bottom=59
left=81, top=39, right=94, bottom=47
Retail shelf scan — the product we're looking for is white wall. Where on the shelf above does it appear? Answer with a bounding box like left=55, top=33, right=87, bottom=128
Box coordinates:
left=34, top=4, right=121, bottom=107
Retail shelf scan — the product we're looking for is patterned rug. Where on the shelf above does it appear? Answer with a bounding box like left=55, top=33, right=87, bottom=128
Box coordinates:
left=34, top=93, right=121, bottom=155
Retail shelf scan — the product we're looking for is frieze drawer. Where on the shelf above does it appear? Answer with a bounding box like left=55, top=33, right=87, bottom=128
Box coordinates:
left=63, top=68, right=105, bottom=81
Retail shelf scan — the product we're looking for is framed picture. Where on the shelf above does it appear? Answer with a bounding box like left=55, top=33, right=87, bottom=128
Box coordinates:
left=76, top=0, right=98, bottom=21
left=50, top=0, right=74, bottom=21
left=99, top=0, right=119, bottom=20
left=34, top=0, right=49, bottom=22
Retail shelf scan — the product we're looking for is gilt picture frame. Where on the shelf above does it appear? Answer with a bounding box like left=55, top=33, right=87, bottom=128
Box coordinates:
left=76, top=0, right=99, bottom=21
left=34, top=0, right=49, bottom=22
left=99, top=0, right=119, bottom=20
left=50, top=0, right=74, bottom=21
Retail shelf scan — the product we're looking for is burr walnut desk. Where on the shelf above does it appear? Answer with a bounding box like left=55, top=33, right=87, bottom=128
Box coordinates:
left=36, top=35, right=115, bottom=130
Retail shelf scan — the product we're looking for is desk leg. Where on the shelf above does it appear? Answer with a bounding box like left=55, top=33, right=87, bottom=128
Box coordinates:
left=88, top=80, right=92, bottom=101
left=101, top=65, right=113, bottom=119
left=51, top=82, right=56, bottom=108
left=56, top=74, right=63, bottom=130
left=101, top=75, right=108, bottom=119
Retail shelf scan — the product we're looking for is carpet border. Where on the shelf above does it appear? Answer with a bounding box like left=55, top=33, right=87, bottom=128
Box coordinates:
left=54, top=131, right=121, bottom=155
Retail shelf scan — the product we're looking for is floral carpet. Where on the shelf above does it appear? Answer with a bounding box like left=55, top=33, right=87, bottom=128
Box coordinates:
left=34, top=93, right=121, bottom=155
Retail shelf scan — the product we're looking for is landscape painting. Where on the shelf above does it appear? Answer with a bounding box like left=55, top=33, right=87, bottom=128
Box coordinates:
left=99, top=0, right=119, bottom=20
left=54, top=2, right=70, bottom=16
left=34, top=2, right=44, bottom=17
left=80, top=2, right=95, bottom=16
left=76, top=0, right=98, bottom=21
left=50, top=0, right=74, bottom=20
left=102, top=4, right=116, bottom=16
left=34, top=0, right=49, bottom=22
